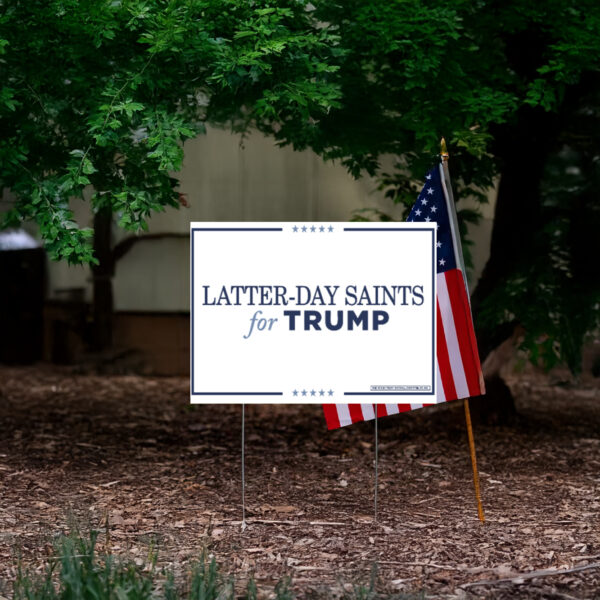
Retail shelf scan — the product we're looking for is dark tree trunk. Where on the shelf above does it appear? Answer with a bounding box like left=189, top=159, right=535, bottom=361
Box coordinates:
left=472, top=106, right=559, bottom=356
left=469, top=107, right=560, bottom=422
left=471, top=27, right=563, bottom=359
left=92, top=207, right=114, bottom=352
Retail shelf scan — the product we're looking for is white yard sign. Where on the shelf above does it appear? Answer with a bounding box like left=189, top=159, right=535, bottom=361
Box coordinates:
left=190, top=222, right=436, bottom=404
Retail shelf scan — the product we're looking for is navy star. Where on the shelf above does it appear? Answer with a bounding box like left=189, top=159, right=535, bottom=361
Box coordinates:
left=328, top=389, right=334, bottom=396
left=310, top=225, right=316, bottom=232
left=310, top=389, right=316, bottom=396
left=319, top=389, right=325, bottom=396
left=302, top=225, right=308, bottom=232
left=292, top=389, right=298, bottom=397
left=292, top=225, right=298, bottom=232
left=328, top=225, right=334, bottom=232
left=301, top=389, right=307, bottom=397
left=319, top=225, right=325, bottom=232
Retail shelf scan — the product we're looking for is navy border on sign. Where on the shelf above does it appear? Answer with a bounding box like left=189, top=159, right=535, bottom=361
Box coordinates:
left=190, top=225, right=435, bottom=399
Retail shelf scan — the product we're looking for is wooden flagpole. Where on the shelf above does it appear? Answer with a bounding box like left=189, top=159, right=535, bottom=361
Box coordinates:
left=441, top=139, right=485, bottom=524
left=464, top=398, right=485, bottom=523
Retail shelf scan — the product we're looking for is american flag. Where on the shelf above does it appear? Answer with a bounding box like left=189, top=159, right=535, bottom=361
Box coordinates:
left=323, top=162, right=485, bottom=429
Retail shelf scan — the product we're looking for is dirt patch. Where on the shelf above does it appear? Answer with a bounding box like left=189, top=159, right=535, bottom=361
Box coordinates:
left=0, top=366, right=599, bottom=598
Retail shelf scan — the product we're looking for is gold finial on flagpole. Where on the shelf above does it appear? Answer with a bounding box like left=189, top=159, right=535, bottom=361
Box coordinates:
left=440, top=137, right=449, bottom=162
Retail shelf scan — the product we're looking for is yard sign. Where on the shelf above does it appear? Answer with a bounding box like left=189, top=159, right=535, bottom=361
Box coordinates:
left=190, top=222, right=436, bottom=403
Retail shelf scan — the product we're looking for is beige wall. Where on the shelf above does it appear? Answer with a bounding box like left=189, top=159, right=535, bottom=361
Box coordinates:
left=459, top=180, right=498, bottom=290
left=36, top=127, right=494, bottom=311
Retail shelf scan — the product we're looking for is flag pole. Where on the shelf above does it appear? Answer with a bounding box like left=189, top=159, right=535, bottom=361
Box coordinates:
left=440, top=138, right=467, bottom=278
left=440, top=138, right=485, bottom=524
left=464, top=398, right=485, bottom=523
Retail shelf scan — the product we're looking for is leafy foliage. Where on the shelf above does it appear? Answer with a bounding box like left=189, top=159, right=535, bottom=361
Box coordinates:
left=261, top=0, right=600, bottom=176
left=282, top=0, right=599, bottom=372
left=0, top=0, right=341, bottom=263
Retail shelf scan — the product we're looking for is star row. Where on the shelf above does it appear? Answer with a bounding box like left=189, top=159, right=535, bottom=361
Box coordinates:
left=414, top=205, right=437, bottom=214
left=292, top=389, right=334, bottom=397
left=292, top=225, right=334, bottom=233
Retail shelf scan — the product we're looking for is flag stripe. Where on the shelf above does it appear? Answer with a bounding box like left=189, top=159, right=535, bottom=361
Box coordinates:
left=322, top=404, right=341, bottom=430
left=377, top=404, right=390, bottom=417
left=437, top=273, right=470, bottom=399
left=336, top=404, right=353, bottom=428
left=361, top=404, right=375, bottom=420
left=436, top=362, right=446, bottom=403
left=348, top=403, right=364, bottom=423
left=436, top=299, right=457, bottom=400
left=445, top=269, right=482, bottom=397
left=450, top=269, right=485, bottom=396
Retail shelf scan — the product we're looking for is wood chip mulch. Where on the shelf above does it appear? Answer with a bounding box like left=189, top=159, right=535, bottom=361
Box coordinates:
left=0, top=365, right=599, bottom=599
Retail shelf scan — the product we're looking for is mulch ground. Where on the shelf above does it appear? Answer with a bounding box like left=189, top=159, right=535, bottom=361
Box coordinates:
left=0, top=365, right=599, bottom=599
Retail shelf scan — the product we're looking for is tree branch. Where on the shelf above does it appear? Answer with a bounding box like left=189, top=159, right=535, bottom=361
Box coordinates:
left=112, top=232, right=189, bottom=264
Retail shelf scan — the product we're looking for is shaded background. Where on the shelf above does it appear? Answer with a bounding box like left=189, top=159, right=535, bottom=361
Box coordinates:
left=0, top=127, right=497, bottom=375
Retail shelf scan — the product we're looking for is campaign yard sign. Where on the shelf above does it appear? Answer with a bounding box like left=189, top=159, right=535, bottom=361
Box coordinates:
left=190, top=222, right=436, bottom=404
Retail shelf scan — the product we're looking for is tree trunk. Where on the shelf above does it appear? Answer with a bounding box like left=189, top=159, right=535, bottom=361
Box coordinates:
left=472, top=107, right=558, bottom=346
left=469, top=106, right=560, bottom=422
left=92, top=207, right=114, bottom=352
